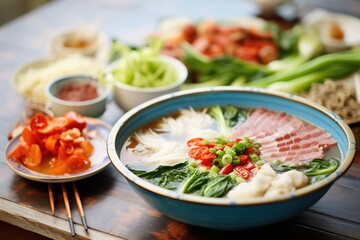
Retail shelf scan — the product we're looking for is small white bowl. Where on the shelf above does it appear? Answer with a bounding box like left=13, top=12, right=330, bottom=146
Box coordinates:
left=303, top=9, right=360, bottom=52
left=12, top=55, right=105, bottom=102
left=46, top=74, right=110, bottom=117
left=109, top=55, right=188, bottom=111
left=50, top=27, right=108, bottom=61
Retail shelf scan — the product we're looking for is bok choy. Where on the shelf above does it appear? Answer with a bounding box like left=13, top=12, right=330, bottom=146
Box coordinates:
left=247, top=49, right=360, bottom=92
left=130, top=161, right=237, bottom=197
left=271, top=158, right=340, bottom=184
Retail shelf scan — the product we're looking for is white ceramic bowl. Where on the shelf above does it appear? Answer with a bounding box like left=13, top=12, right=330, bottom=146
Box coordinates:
left=109, top=55, right=188, bottom=111
left=12, top=55, right=105, bottom=103
left=46, top=74, right=110, bottom=117
left=303, top=9, right=360, bottom=52
left=50, top=27, right=108, bottom=61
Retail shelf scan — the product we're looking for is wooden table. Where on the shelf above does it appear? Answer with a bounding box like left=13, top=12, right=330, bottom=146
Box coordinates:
left=0, top=0, right=359, bottom=239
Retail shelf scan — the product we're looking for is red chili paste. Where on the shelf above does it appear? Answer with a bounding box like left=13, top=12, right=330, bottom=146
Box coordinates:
left=57, top=83, right=99, bottom=101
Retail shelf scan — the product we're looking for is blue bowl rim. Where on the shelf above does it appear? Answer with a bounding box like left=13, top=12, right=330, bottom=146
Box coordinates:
left=107, top=86, right=356, bottom=206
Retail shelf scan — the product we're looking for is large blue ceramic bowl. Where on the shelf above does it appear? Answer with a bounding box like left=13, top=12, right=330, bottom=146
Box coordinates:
left=107, top=87, right=356, bottom=230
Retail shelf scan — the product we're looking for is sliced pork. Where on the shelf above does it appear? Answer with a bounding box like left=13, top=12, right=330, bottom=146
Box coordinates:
left=231, top=108, right=337, bottom=164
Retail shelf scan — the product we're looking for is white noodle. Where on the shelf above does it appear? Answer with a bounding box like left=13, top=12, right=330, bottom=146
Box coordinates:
left=156, top=107, right=218, bottom=139
left=134, top=129, right=188, bottom=165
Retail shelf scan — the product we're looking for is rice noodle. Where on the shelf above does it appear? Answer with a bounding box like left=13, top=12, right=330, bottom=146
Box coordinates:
left=134, top=129, right=188, bottom=165
left=133, top=108, right=221, bottom=165
left=156, top=107, right=219, bottom=139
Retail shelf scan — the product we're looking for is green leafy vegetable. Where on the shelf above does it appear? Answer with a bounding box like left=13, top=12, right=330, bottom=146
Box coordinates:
left=129, top=162, right=189, bottom=190
left=180, top=170, right=210, bottom=194
left=209, top=105, right=247, bottom=136
left=270, top=158, right=340, bottom=184
left=131, top=161, right=237, bottom=197
left=302, top=158, right=339, bottom=176
left=201, top=175, right=236, bottom=197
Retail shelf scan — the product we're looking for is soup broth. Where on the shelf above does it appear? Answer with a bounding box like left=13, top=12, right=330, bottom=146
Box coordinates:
left=121, top=106, right=341, bottom=198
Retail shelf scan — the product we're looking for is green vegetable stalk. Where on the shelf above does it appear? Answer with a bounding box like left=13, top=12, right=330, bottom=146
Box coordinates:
left=267, top=64, right=358, bottom=93
left=247, top=50, right=360, bottom=89
left=180, top=170, right=209, bottom=194
left=109, top=38, right=178, bottom=88
left=181, top=43, right=274, bottom=88
left=267, top=26, right=323, bottom=72
left=209, top=105, right=246, bottom=136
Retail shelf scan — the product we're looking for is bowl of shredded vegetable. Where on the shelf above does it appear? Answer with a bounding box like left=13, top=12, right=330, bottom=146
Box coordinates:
left=107, top=39, right=188, bottom=111
left=109, top=55, right=187, bottom=111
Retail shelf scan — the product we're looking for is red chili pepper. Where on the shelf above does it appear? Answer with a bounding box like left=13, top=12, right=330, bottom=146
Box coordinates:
left=219, top=163, right=233, bottom=175
left=246, top=148, right=253, bottom=154
left=238, top=154, right=249, bottom=165
left=187, top=137, right=205, bottom=147
left=234, top=166, right=251, bottom=180
left=243, top=161, right=255, bottom=171
left=188, top=146, right=216, bottom=164
left=199, top=151, right=216, bottom=164
left=201, top=162, right=214, bottom=170
left=188, top=146, right=208, bottom=159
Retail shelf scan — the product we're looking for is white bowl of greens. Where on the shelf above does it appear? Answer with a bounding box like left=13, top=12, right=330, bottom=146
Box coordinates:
left=108, top=40, right=188, bottom=111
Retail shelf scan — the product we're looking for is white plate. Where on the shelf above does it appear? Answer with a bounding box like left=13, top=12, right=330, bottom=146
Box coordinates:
left=4, top=117, right=111, bottom=183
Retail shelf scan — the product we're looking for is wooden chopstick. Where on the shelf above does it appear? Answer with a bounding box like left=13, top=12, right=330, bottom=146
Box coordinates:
left=47, top=182, right=88, bottom=236
left=61, top=183, right=76, bottom=237
left=72, top=182, right=88, bottom=231
left=48, top=183, right=55, bottom=216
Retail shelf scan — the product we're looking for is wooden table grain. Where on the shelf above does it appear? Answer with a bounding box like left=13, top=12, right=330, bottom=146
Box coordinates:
left=0, top=0, right=359, bottom=239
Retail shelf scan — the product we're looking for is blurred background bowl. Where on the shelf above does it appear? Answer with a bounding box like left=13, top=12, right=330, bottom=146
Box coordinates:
left=46, top=74, right=110, bottom=117
left=50, top=26, right=109, bottom=63
left=12, top=55, right=105, bottom=104
left=109, top=55, right=188, bottom=111
left=107, top=86, right=356, bottom=230
left=302, top=9, right=360, bottom=53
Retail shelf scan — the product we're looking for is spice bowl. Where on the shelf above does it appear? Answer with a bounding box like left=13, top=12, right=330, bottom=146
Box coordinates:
left=46, top=74, right=110, bottom=117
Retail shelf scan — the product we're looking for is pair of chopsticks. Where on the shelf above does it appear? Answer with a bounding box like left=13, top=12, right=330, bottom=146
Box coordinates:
left=48, top=182, right=88, bottom=237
